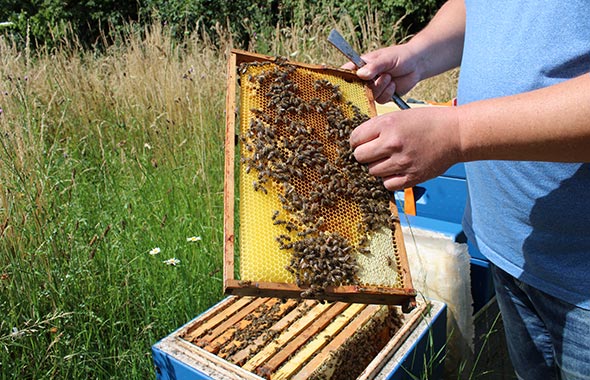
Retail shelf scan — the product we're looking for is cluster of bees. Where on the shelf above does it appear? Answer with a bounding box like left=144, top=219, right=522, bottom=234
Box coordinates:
left=216, top=300, right=304, bottom=361
left=239, top=58, right=399, bottom=298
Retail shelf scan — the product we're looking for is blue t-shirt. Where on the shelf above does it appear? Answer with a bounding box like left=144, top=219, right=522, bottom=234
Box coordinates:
left=458, top=0, right=590, bottom=309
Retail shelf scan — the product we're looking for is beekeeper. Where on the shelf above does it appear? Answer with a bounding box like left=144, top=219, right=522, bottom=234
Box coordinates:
left=344, top=1, right=590, bottom=379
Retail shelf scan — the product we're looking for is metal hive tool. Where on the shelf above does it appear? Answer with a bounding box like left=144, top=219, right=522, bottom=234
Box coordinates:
left=223, top=50, right=416, bottom=309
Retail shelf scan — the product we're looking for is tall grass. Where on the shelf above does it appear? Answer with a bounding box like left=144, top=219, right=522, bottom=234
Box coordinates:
left=0, top=14, right=458, bottom=380
left=0, top=22, right=230, bottom=379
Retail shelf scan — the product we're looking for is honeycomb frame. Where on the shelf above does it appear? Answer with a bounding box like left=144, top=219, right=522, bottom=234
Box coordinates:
left=224, top=50, right=416, bottom=309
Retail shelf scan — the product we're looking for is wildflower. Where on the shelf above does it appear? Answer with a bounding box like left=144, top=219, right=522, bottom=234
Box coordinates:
left=163, top=257, right=180, bottom=266
left=186, top=236, right=202, bottom=242
left=149, top=247, right=161, bottom=255
left=10, top=327, right=24, bottom=339
left=144, top=143, right=151, bottom=150
left=0, top=107, right=3, bottom=116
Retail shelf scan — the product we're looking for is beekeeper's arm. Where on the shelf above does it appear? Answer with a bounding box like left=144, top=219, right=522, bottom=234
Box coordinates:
left=350, top=72, right=590, bottom=191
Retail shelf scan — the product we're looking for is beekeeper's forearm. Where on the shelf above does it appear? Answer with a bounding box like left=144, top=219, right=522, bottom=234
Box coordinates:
left=407, top=0, right=466, bottom=81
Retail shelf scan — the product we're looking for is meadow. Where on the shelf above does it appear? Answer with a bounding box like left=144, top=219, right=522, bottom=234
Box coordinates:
left=0, top=16, right=457, bottom=379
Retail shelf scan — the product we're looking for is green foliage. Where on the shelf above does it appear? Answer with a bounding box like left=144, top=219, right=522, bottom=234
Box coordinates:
left=0, top=0, right=443, bottom=49
left=279, top=0, right=444, bottom=42
left=138, top=0, right=287, bottom=49
left=0, top=0, right=139, bottom=47
left=139, top=0, right=445, bottom=49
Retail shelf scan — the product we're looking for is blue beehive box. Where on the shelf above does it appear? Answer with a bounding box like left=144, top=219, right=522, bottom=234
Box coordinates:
left=395, top=163, right=494, bottom=313
left=152, top=297, right=446, bottom=380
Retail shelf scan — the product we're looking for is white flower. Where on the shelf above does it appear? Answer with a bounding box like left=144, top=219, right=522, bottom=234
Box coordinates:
left=163, top=257, right=180, bottom=266
left=10, top=327, right=24, bottom=339
left=149, top=247, right=161, bottom=255
left=186, top=236, right=202, bottom=242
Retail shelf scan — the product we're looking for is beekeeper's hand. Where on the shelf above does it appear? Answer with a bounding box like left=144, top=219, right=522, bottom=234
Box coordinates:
left=349, top=106, right=461, bottom=191
left=341, top=0, right=466, bottom=103
left=341, top=45, right=421, bottom=104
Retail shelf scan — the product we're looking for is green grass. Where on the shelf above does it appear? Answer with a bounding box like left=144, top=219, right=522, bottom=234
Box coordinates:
left=0, top=17, right=458, bottom=380
left=0, top=23, right=228, bottom=379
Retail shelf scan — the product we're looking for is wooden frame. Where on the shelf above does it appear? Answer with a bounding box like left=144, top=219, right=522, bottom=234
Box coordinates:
left=223, top=49, right=416, bottom=311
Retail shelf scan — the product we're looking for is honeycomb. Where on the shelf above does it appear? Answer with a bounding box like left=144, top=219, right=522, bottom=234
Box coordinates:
left=236, top=56, right=405, bottom=295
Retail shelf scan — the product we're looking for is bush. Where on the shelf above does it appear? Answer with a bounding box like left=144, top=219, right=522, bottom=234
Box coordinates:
left=138, top=0, right=285, bottom=48
left=280, top=0, right=443, bottom=42
left=139, top=0, right=445, bottom=49
left=0, top=0, right=139, bottom=47
left=0, top=0, right=444, bottom=51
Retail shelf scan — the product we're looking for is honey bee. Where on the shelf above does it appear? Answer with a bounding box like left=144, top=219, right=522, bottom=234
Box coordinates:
left=285, top=221, right=298, bottom=232
left=256, top=73, right=268, bottom=84
left=273, top=219, right=286, bottom=226
left=386, top=256, right=394, bottom=267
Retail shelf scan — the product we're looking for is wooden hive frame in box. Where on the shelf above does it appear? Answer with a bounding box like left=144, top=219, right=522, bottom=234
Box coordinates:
left=224, top=49, right=416, bottom=310
left=164, top=296, right=434, bottom=380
